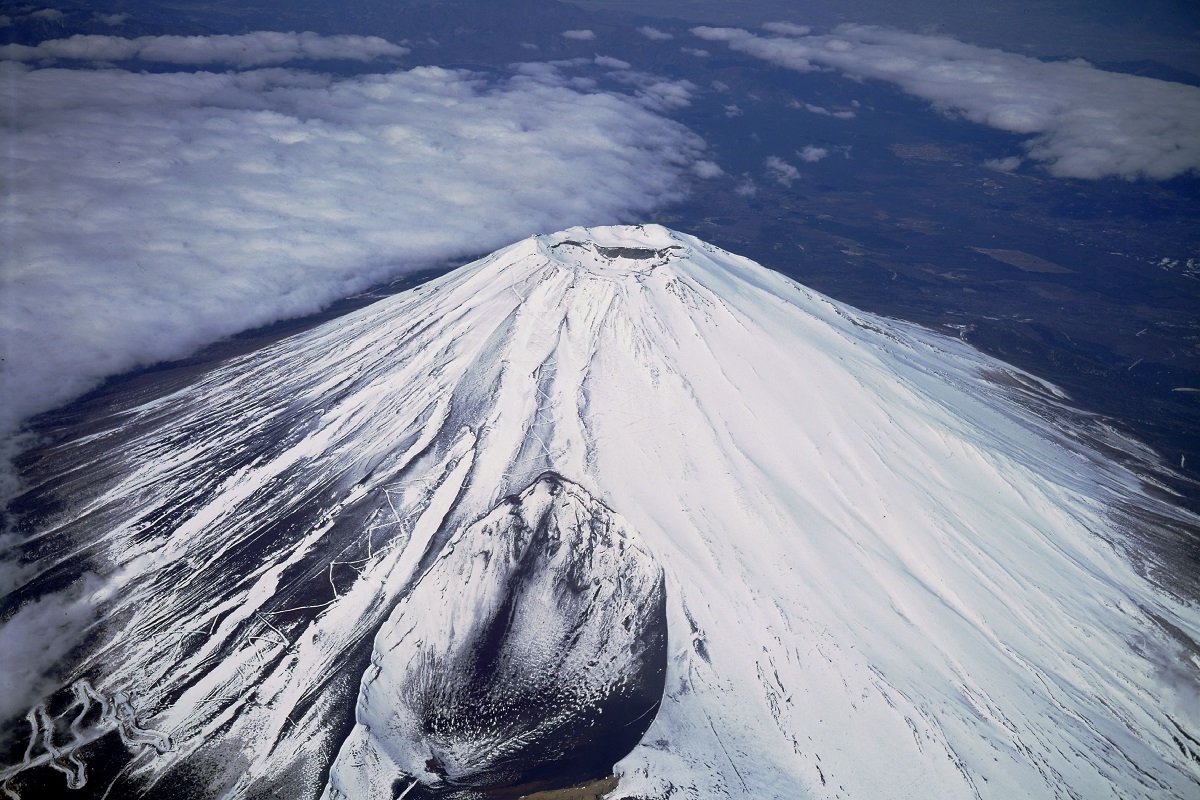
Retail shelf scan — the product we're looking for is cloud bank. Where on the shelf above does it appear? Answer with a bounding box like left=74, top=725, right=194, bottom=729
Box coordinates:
left=0, top=50, right=706, bottom=451
left=694, top=24, right=1200, bottom=180
left=0, top=31, right=408, bottom=66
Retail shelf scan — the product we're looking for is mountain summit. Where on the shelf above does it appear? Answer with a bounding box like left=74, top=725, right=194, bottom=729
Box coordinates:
left=2, top=225, right=1198, bottom=799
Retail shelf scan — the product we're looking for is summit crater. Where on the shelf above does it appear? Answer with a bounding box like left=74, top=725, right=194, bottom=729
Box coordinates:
left=537, top=225, right=690, bottom=278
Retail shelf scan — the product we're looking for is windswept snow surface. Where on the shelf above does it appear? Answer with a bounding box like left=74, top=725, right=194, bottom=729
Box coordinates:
left=2, top=225, right=1198, bottom=799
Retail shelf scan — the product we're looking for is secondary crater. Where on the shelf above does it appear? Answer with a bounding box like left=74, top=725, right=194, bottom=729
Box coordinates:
left=332, top=473, right=668, bottom=799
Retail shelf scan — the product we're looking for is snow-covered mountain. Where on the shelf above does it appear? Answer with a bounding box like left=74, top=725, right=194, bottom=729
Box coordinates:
left=1, top=225, right=1198, bottom=799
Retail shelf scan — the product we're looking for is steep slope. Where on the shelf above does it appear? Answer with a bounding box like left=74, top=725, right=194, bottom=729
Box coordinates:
left=1, top=225, right=1197, bottom=800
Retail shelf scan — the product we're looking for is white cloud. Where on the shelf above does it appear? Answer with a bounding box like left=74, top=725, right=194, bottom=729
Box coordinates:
left=798, top=145, right=829, bottom=162
left=638, top=26, right=673, bottom=41
left=594, top=55, right=631, bottom=70
left=94, top=12, right=129, bottom=26
left=791, top=99, right=856, bottom=119
left=513, top=60, right=570, bottom=81
left=0, top=31, right=409, bottom=66
left=692, top=160, right=724, bottom=178
left=516, top=59, right=693, bottom=111
left=561, top=29, right=596, bottom=41
left=762, top=22, right=811, bottom=37
left=629, top=77, right=695, bottom=110
left=765, top=155, right=801, bottom=186
left=29, top=9, right=63, bottom=21
left=681, top=47, right=709, bottom=57
left=724, top=103, right=743, bottom=117
left=0, top=574, right=102, bottom=731
left=0, top=58, right=707, bottom=444
left=984, top=156, right=1022, bottom=172
left=694, top=24, right=1200, bottom=180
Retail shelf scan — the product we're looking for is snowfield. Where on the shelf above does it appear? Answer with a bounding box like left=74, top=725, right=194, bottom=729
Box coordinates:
left=2, top=225, right=1197, bottom=799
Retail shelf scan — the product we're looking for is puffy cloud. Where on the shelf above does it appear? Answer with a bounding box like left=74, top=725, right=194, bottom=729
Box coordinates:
left=511, top=58, right=694, bottom=111
left=694, top=25, right=819, bottom=71
left=798, top=145, right=829, bottom=162
left=94, top=12, right=129, bottom=26
left=761, top=22, right=811, bottom=36
left=625, top=75, right=696, bottom=110
left=0, top=31, right=409, bottom=66
left=561, top=29, right=596, bottom=41
left=791, top=99, right=856, bottom=119
left=692, top=160, right=724, bottom=178
left=0, top=59, right=706, bottom=445
left=984, top=156, right=1023, bottom=172
left=694, top=24, right=1200, bottom=180
left=765, top=155, right=801, bottom=185
left=594, top=54, right=631, bottom=70
left=681, top=47, right=709, bottom=57
left=637, top=26, right=673, bottom=41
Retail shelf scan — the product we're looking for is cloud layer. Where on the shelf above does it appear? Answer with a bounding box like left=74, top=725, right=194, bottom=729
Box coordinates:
left=0, top=31, right=408, bottom=66
left=694, top=24, right=1200, bottom=180
left=0, top=52, right=705, bottom=448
